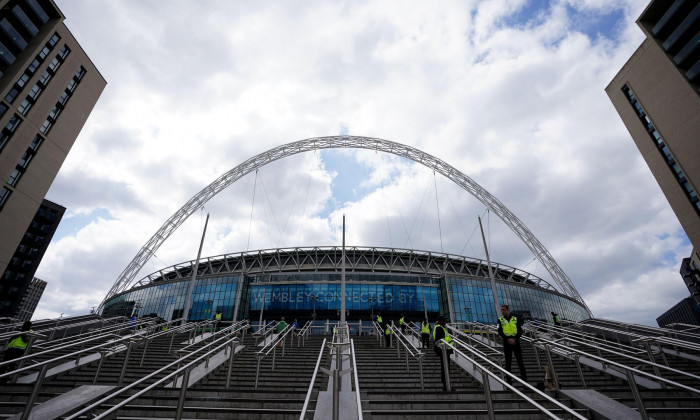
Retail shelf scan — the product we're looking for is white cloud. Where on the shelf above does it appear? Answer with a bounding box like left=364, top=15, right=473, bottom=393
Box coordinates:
left=33, top=0, right=688, bottom=326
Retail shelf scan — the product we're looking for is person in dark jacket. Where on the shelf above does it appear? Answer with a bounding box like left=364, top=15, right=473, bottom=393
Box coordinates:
left=433, top=316, right=453, bottom=390
left=497, top=305, right=527, bottom=384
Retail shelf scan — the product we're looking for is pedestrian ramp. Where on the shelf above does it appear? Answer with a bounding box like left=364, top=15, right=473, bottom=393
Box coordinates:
left=17, top=344, right=128, bottom=384
left=166, top=344, right=246, bottom=388
left=179, top=331, right=213, bottom=345
left=7, top=385, right=115, bottom=420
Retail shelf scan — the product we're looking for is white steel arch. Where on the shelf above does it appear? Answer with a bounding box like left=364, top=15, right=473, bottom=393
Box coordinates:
left=100, top=136, right=591, bottom=314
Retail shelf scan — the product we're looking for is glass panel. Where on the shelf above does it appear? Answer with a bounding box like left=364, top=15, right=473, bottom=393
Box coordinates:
left=0, top=18, right=28, bottom=50
left=0, top=40, right=16, bottom=65
left=12, top=5, right=39, bottom=36
left=25, top=0, right=49, bottom=24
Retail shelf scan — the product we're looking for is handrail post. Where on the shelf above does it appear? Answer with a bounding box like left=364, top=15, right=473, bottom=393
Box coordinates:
left=441, top=343, right=451, bottom=391
left=254, top=355, right=262, bottom=390
left=333, top=344, right=341, bottom=420
left=543, top=344, right=559, bottom=390
left=644, top=341, right=666, bottom=389
left=574, top=354, right=586, bottom=389
left=419, top=355, right=425, bottom=390
left=118, top=340, right=134, bottom=386
left=481, top=367, right=496, bottom=420
left=92, top=350, right=108, bottom=385
left=625, top=369, right=649, bottom=420
left=174, top=368, right=191, bottom=420
left=19, top=364, right=49, bottom=420
left=226, top=341, right=237, bottom=390
left=272, top=343, right=277, bottom=371
left=140, top=337, right=150, bottom=367
left=169, top=330, right=176, bottom=354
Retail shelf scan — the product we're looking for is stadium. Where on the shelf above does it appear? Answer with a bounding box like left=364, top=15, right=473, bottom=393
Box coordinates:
left=99, top=136, right=591, bottom=326
left=101, top=246, right=590, bottom=325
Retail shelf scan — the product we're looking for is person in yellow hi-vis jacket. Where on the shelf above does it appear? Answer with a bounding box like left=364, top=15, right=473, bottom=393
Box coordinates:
left=498, top=305, right=527, bottom=385
left=1, top=321, right=32, bottom=377
left=433, top=316, right=453, bottom=391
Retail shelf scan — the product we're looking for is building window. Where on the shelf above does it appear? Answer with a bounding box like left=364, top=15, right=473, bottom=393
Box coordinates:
left=0, top=113, right=23, bottom=153
left=4, top=32, right=60, bottom=103
left=12, top=5, right=39, bottom=37
left=39, top=66, right=87, bottom=135
left=0, top=40, right=16, bottom=66
left=622, top=84, right=700, bottom=214
left=25, top=0, right=49, bottom=24
left=0, top=18, right=28, bottom=50
left=0, top=186, right=12, bottom=210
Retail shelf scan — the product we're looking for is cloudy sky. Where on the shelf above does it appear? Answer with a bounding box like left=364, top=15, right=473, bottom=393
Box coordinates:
left=34, top=0, right=690, bottom=326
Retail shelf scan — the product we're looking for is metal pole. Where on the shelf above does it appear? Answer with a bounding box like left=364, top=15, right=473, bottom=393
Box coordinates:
left=574, top=355, right=586, bottom=389
left=481, top=368, right=496, bottom=420
left=441, top=344, right=451, bottom=391
left=20, top=364, right=48, bottom=420
left=174, top=368, right=191, bottom=420
left=626, top=369, right=650, bottom=420
left=182, top=213, right=210, bottom=324
left=422, top=289, right=428, bottom=321
left=92, top=350, right=107, bottom=385
left=226, top=341, right=237, bottom=390
left=340, top=215, right=347, bottom=332
left=543, top=344, right=559, bottom=390
left=478, top=215, right=501, bottom=315
left=333, top=345, right=340, bottom=420
left=118, top=340, right=134, bottom=386
left=258, top=288, right=266, bottom=332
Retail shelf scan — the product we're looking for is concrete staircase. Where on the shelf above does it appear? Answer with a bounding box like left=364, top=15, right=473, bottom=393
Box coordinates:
left=1, top=315, right=700, bottom=419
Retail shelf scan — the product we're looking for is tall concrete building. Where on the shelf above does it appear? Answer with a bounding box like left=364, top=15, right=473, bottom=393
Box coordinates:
left=606, top=1, right=700, bottom=262
left=0, top=0, right=106, bottom=302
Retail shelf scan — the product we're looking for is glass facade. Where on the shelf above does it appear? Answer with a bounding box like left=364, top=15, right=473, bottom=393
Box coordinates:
left=103, top=276, right=242, bottom=322
left=103, top=266, right=588, bottom=325
left=447, top=277, right=588, bottom=324
left=248, top=282, right=439, bottom=314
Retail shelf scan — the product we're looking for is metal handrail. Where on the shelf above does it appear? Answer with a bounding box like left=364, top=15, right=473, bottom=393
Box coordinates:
left=446, top=325, right=502, bottom=359
left=350, top=339, right=363, bottom=420
left=591, top=318, right=700, bottom=340
left=254, top=324, right=295, bottom=389
left=64, top=328, right=242, bottom=420
left=0, top=316, right=126, bottom=343
left=583, top=318, right=700, bottom=348
left=176, top=320, right=245, bottom=354
left=526, top=325, right=700, bottom=382
left=0, top=319, right=186, bottom=380
left=257, top=325, right=293, bottom=356
left=296, top=320, right=312, bottom=346
left=530, top=322, right=649, bottom=357
left=299, top=338, right=327, bottom=420
left=442, top=338, right=588, bottom=420
left=388, top=324, right=425, bottom=390
left=531, top=334, right=700, bottom=391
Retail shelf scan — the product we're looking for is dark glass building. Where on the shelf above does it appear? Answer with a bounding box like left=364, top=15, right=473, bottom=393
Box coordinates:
left=0, top=198, right=62, bottom=317
left=102, top=247, right=590, bottom=325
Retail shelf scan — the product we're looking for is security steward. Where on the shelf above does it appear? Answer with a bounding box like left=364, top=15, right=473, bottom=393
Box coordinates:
left=551, top=312, right=560, bottom=326
left=384, top=323, right=392, bottom=348
left=420, top=319, right=431, bottom=349
left=399, top=314, right=406, bottom=333
left=215, top=310, right=222, bottom=330
left=0, top=321, right=33, bottom=377
left=498, top=305, right=527, bottom=384
left=376, top=314, right=383, bottom=324
left=433, top=316, right=453, bottom=390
